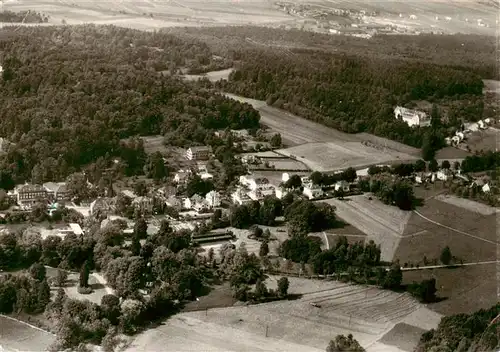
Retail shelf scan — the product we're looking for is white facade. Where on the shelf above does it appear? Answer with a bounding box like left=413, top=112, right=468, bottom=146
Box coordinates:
left=186, top=146, right=210, bottom=161
left=394, top=106, right=430, bottom=127
left=436, top=170, right=452, bottom=181
left=275, top=187, right=288, bottom=199
left=231, top=188, right=252, bottom=205
left=174, top=170, right=191, bottom=184
left=334, top=181, right=350, bottom=192
left=239, top=175, right=270, bottom=191
left=303, top=186, right=324, bottom=200
left=482, top=183, right=491, bottom=193
left=205, top=190, right=221, bottom=207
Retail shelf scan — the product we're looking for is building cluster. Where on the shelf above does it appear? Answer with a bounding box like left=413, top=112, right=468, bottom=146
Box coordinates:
left=445, top=118, right=493, bottom=147
left=7, top=182, right=70, bottom=210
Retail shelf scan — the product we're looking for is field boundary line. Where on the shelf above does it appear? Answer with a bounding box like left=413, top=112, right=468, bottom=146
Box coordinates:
left=322, top=232, right=330, bottom=250
left=0, top=314, right=56, bottom=336
left=401, top=260, right=500, bottom=271
left=413, top=210, right=499, bottom=245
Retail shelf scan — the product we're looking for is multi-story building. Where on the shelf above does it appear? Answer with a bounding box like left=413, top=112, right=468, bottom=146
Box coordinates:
left=394, top=106, right=430, bottom=127
left=15, top=184, right=48, bottom=210
left=186, top=146, right=210, bottom=161
left=43, top=182, right=70, bottom=202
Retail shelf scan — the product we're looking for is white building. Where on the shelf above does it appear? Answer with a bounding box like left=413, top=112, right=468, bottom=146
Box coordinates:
left=394, top=106, right=430, bottom=127
left=482, top=183, right=491, bottom=193
left=183, top=194, right=208, bottom=212
left=174, top=170, right=192, bottom=184
left=186, top=146, right=210, bottom=161
left=436, top=170, right=452, bottom=181
left=275, top=187, right=288, bottom=199
left=248, top=185, right=276, bottom=201
left=205, top=190, right=221, bottom=207
left=478, top=120, right=486, bottom=129
left=303, top=185, right=324, bottom=200
left=334, top=180, right=350, bottom=192
left=231, top=187, right=252, bottom=205
left=239, top=175, right=270, bottom=191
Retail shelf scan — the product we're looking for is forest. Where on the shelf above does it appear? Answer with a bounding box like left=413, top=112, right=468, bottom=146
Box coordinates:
left=0, top=25, right=259, bottom=184
left=416, top=303, right=499, bottom=352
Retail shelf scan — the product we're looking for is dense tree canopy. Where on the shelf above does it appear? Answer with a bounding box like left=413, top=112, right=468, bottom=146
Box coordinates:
left=0, top=25, right=260, bottom=183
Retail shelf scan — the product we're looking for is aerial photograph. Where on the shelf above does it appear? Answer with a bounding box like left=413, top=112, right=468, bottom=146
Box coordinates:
left=0, top=0, right=498, bottom=351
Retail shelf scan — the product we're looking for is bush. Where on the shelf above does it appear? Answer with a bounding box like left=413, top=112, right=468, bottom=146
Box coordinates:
left=77, top=285, right=93, bottom=295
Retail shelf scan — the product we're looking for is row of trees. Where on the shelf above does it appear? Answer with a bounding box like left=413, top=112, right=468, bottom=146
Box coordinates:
left=358, top=175, right=416, bottom=210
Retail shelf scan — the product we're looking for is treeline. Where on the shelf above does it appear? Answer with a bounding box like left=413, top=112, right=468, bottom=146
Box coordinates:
left=216, top=48, right=479, bottom=152
left=461, top=151, right=500, bottom=173
left=416, top=303, right=500, bottom=352
left=0, top=25, right=259, bottom=183
left=171, top=26, right=497, bottom=79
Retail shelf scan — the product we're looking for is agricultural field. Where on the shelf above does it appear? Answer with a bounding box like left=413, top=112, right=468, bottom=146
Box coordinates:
left=278, top=142, right=418, bottom=172
left=394, top=197, right=497, bottom=265
left=225, top=94, right=359, bottom=145
left=251, top=158, right=310, bottom=172
left=320, top=195, right=412, bottom=262
left=460, top=127, right=500, bottom=153
left=434, top=194, right=499, bottom=216
left=125, top=276, right=441, bottom=352
left=0, top=316, right=55, bottom=352
left=4, top=0, right=293, bottom=30
left=403, top=264, right=498, bottom=316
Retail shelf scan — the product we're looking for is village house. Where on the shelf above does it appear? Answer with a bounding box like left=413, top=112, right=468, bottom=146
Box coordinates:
left=121, top=190, right=137, bottom=199
left=90, top=197, right=116, bottom=217
left=275, top=186, right=288, bottom=199
left=43, top=182, right=70, bottom=202
left=174, top=169, right=192, bottom=184
left=165, top=196, right=183, bottom=210
left=205, top=190, right=221, bottom=208
left=15, top=184, right=48, bottom=210
left=186, top=146, right=210, bottom=161
left=248, top=185, right=276, bottom=201
left=393, top=106, right=431, bottom=127
left=132, top=196, right=154, bottom=215
left=239, top=175, right=270, bottom=191
left=231, top=187, right=252, bottom=205
left=303, top=184, right=324, bottom=200
left=183, top=194, right=209, bottom=212
left=437, top=169, right=453, bottom=181
left=482, top=183, right=491, bottom=193
left=334, top=180, right=350, bottom=192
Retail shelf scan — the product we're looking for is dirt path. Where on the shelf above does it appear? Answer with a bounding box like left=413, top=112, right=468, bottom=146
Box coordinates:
left=412, top=210, right=499, bottom=245
left=93, top=272, right=115, bottom=295
left=401, top=260, right=500, bottom=271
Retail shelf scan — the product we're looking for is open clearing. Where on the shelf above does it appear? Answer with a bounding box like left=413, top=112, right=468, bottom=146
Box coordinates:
left=126, top=276, right=441, bottom=352
left=182, top=68, right=234, bottom=82
left=461, top=127, right=500, bottom=153
left=435, top=194, right=499, bottom=216
left=278, top=142, right=418, bottom=172
left=403, top=264, right=498, bottom=316
left=320, top=195, right=412, bottom=262
left=0, top=315, right=55, bottom=352
left=394, top=197, right=497, bottom=265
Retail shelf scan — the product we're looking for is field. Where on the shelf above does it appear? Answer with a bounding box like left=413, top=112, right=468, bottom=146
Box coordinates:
left=435, top=194, right=499, bottom=216
left=4, top=0, right=496, bottom=36
left=182, top=68, right=234, bottom=82
left=0, top=315, right=55, bottom=352
left=125, top=277, right=441, bottom=352
left=460, top=127, right=500, bottom=153
left=394, top=197, right=497, bottom=265
left=278, top=142, right=418, bottom=172
left=251, top=158, right=310, bottom=171
left=4, top=0, right=293, bottom=30
left=321, top=195, right=412, bottom=262
left=403, top=264, right=498, bottom=316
